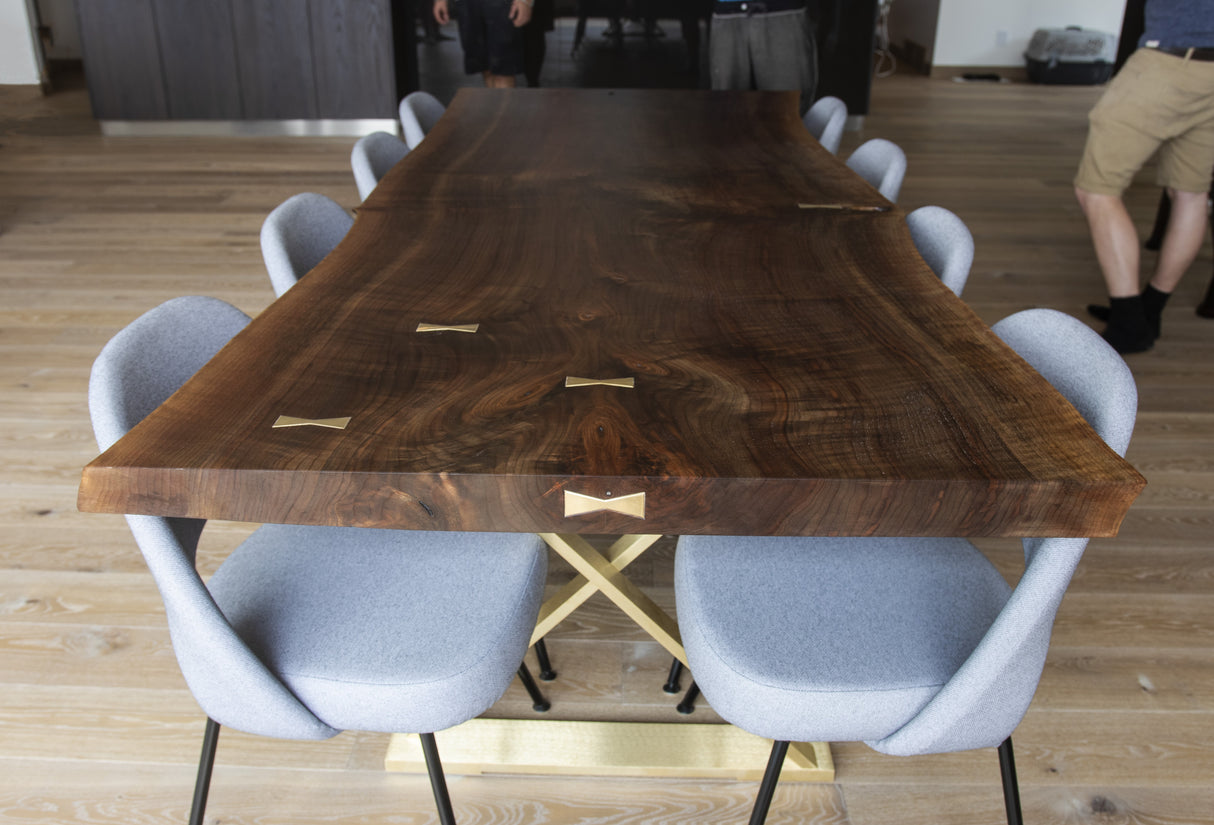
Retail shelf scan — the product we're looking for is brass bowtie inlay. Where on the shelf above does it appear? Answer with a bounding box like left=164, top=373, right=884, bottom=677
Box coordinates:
left=416, top=323, right=480, bottom=333
left=797, top=203, right=889, bottom=212
left=564, top=491, right=646, bottom=519
left=565, top=376, right=636, bottom=389
left=272, top=416, right=352, bottom=430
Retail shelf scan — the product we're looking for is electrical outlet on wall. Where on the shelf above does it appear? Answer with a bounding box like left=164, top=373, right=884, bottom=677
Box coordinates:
left=996, top=30, right=1010, bottom=47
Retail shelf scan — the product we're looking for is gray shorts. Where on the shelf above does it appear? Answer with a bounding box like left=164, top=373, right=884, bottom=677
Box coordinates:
left=709, top=9, right=817, bottom=110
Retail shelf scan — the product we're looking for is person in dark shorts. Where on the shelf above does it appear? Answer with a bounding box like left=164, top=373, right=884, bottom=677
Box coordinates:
left=434, top=0, right=534, bottom=87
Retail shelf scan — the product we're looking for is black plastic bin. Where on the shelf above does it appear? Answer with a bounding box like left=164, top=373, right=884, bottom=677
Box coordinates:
left=1025, top=26, right=1116, bottom=85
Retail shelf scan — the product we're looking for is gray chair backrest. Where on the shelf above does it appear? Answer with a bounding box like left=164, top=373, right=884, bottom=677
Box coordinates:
left=802, top=95, right=847, bottom=155
left=398, top=91, right=446, bottom=150
left=88, top=297, right=337, bottom=740
left=259, top=193, right=353, bottom=298
left=871, top=308, right=1137, bottom=757
left=906, top=205, right=974, bottom=297
left=89, top=296, right=251, bottom=454
left=992, top=308, right=1137, bottom=460
left=351, top=131, right=410, bottom=201
left=846, top=138, right=907, bottom=203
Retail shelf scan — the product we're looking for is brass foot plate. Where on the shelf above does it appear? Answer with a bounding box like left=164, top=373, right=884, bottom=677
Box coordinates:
left=385, top=719, right=834, bottom=782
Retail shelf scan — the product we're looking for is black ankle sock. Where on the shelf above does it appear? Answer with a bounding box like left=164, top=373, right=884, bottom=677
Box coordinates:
left=1089, top=285, right=1170, bottom=338
left=1103, top=295, right=1154, bottom=354
left=1141, top=284, right=1171, bottom=339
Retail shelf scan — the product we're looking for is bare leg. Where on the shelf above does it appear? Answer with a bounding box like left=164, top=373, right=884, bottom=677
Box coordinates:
left=1149, top=188, right=1210, bottom=293
left=483, top=72, right=517, bottom=88
left=1075, top=186, right=1141, bottom=297
left=1075, top=186, right=1154, bottom=352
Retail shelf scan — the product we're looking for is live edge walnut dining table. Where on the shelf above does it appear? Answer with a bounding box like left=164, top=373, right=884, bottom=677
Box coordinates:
left=78, top=89, right=1144, bottom=781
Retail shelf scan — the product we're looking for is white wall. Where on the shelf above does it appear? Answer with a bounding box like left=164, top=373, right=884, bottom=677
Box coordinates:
left=0, top=0, right=41, bottom=84
left=932, top=0, right=1127, bottom=67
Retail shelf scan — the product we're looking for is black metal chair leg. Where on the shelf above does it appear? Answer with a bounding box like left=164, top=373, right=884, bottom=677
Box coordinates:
left=420, top=732, right=457, bottom=825
left=517, top=662, right=551, bottom=712
left=663, top=658, right=684, bottom=693
left=533, top=637, right=557, bottom=681
left=748, top=740, right=790, bottom=825
left=188, top=717, right=220, bottom=825
left=998, top=737, right=1024, bottom=825
left=676, top=680, right=699, bottom=714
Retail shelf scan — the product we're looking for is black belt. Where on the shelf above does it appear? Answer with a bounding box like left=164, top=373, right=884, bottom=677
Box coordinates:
left=713, top=0, right=805, bottom=16
left=1150, top=46, right=1214, bottom=62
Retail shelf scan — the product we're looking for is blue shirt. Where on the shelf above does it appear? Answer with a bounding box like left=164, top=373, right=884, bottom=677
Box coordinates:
left=1141, top=0, right=1214, bottom=49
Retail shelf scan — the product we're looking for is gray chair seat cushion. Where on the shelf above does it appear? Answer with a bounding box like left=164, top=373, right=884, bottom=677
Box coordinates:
left=675, top=534, right=1012, bottom=743
left=208, top=525, right=547, bottom=734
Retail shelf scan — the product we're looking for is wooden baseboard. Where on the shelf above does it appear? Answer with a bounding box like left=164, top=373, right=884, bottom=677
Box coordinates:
left=385, top=719, right=835, bottom=782
left=0, top=83, right=43, bottom=93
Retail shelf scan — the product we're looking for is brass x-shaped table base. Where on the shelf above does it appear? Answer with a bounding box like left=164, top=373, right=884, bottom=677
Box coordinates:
left=528, top=532, right=832, bottom=779
left=533, top=533, right=684, bottom=662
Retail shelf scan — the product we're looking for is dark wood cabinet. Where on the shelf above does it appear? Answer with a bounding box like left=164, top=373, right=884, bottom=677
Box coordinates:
left=76, top=0, right=168, bottom=119
left=77, top=0, right=405, bottom=121
left=310, top=0, right=397, bottom=118
left=231, top=0, right=320, bottom=119
left=153, top=0, right=244, bottom=119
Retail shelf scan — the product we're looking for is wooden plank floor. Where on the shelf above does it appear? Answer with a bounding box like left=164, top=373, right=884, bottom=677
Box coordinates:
left=2, top=70, right=1212, bottom=824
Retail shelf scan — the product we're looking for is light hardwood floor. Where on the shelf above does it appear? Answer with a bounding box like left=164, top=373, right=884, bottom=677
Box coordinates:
left=1, top=69, right=1212, bottom=824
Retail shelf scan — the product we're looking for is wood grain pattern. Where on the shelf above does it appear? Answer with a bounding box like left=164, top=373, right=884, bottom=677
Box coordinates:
left=76, top=89, right=1144, bottom=538
left=4, top=73, right=1212, bottom=825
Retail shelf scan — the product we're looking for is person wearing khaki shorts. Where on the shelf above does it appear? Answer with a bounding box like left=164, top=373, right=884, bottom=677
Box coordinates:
left=1074, top=0, right=1214, bottom=353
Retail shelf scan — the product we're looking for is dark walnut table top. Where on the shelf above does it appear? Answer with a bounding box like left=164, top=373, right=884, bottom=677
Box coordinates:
left=78, top=89, right=1145, bottom=537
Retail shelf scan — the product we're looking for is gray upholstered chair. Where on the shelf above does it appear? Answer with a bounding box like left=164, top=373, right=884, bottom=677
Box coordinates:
left=802, top=95, right=847, bottom=155
left=259, top=193, right=354, bottom=297
left=674, top=308, right=1137, bottom=825
left=351, top=131, right=410, bottom=201
left=845, top=137, right=907, bottom=202
left=89, top=296, right=549, bottom=825
left=907, top=205, right=975, bottom=297
left=399, top=91, right=446, bottom=150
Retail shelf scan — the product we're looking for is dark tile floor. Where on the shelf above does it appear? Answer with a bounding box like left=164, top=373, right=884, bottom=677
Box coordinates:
left=416, top=15, right=710, bottom=105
